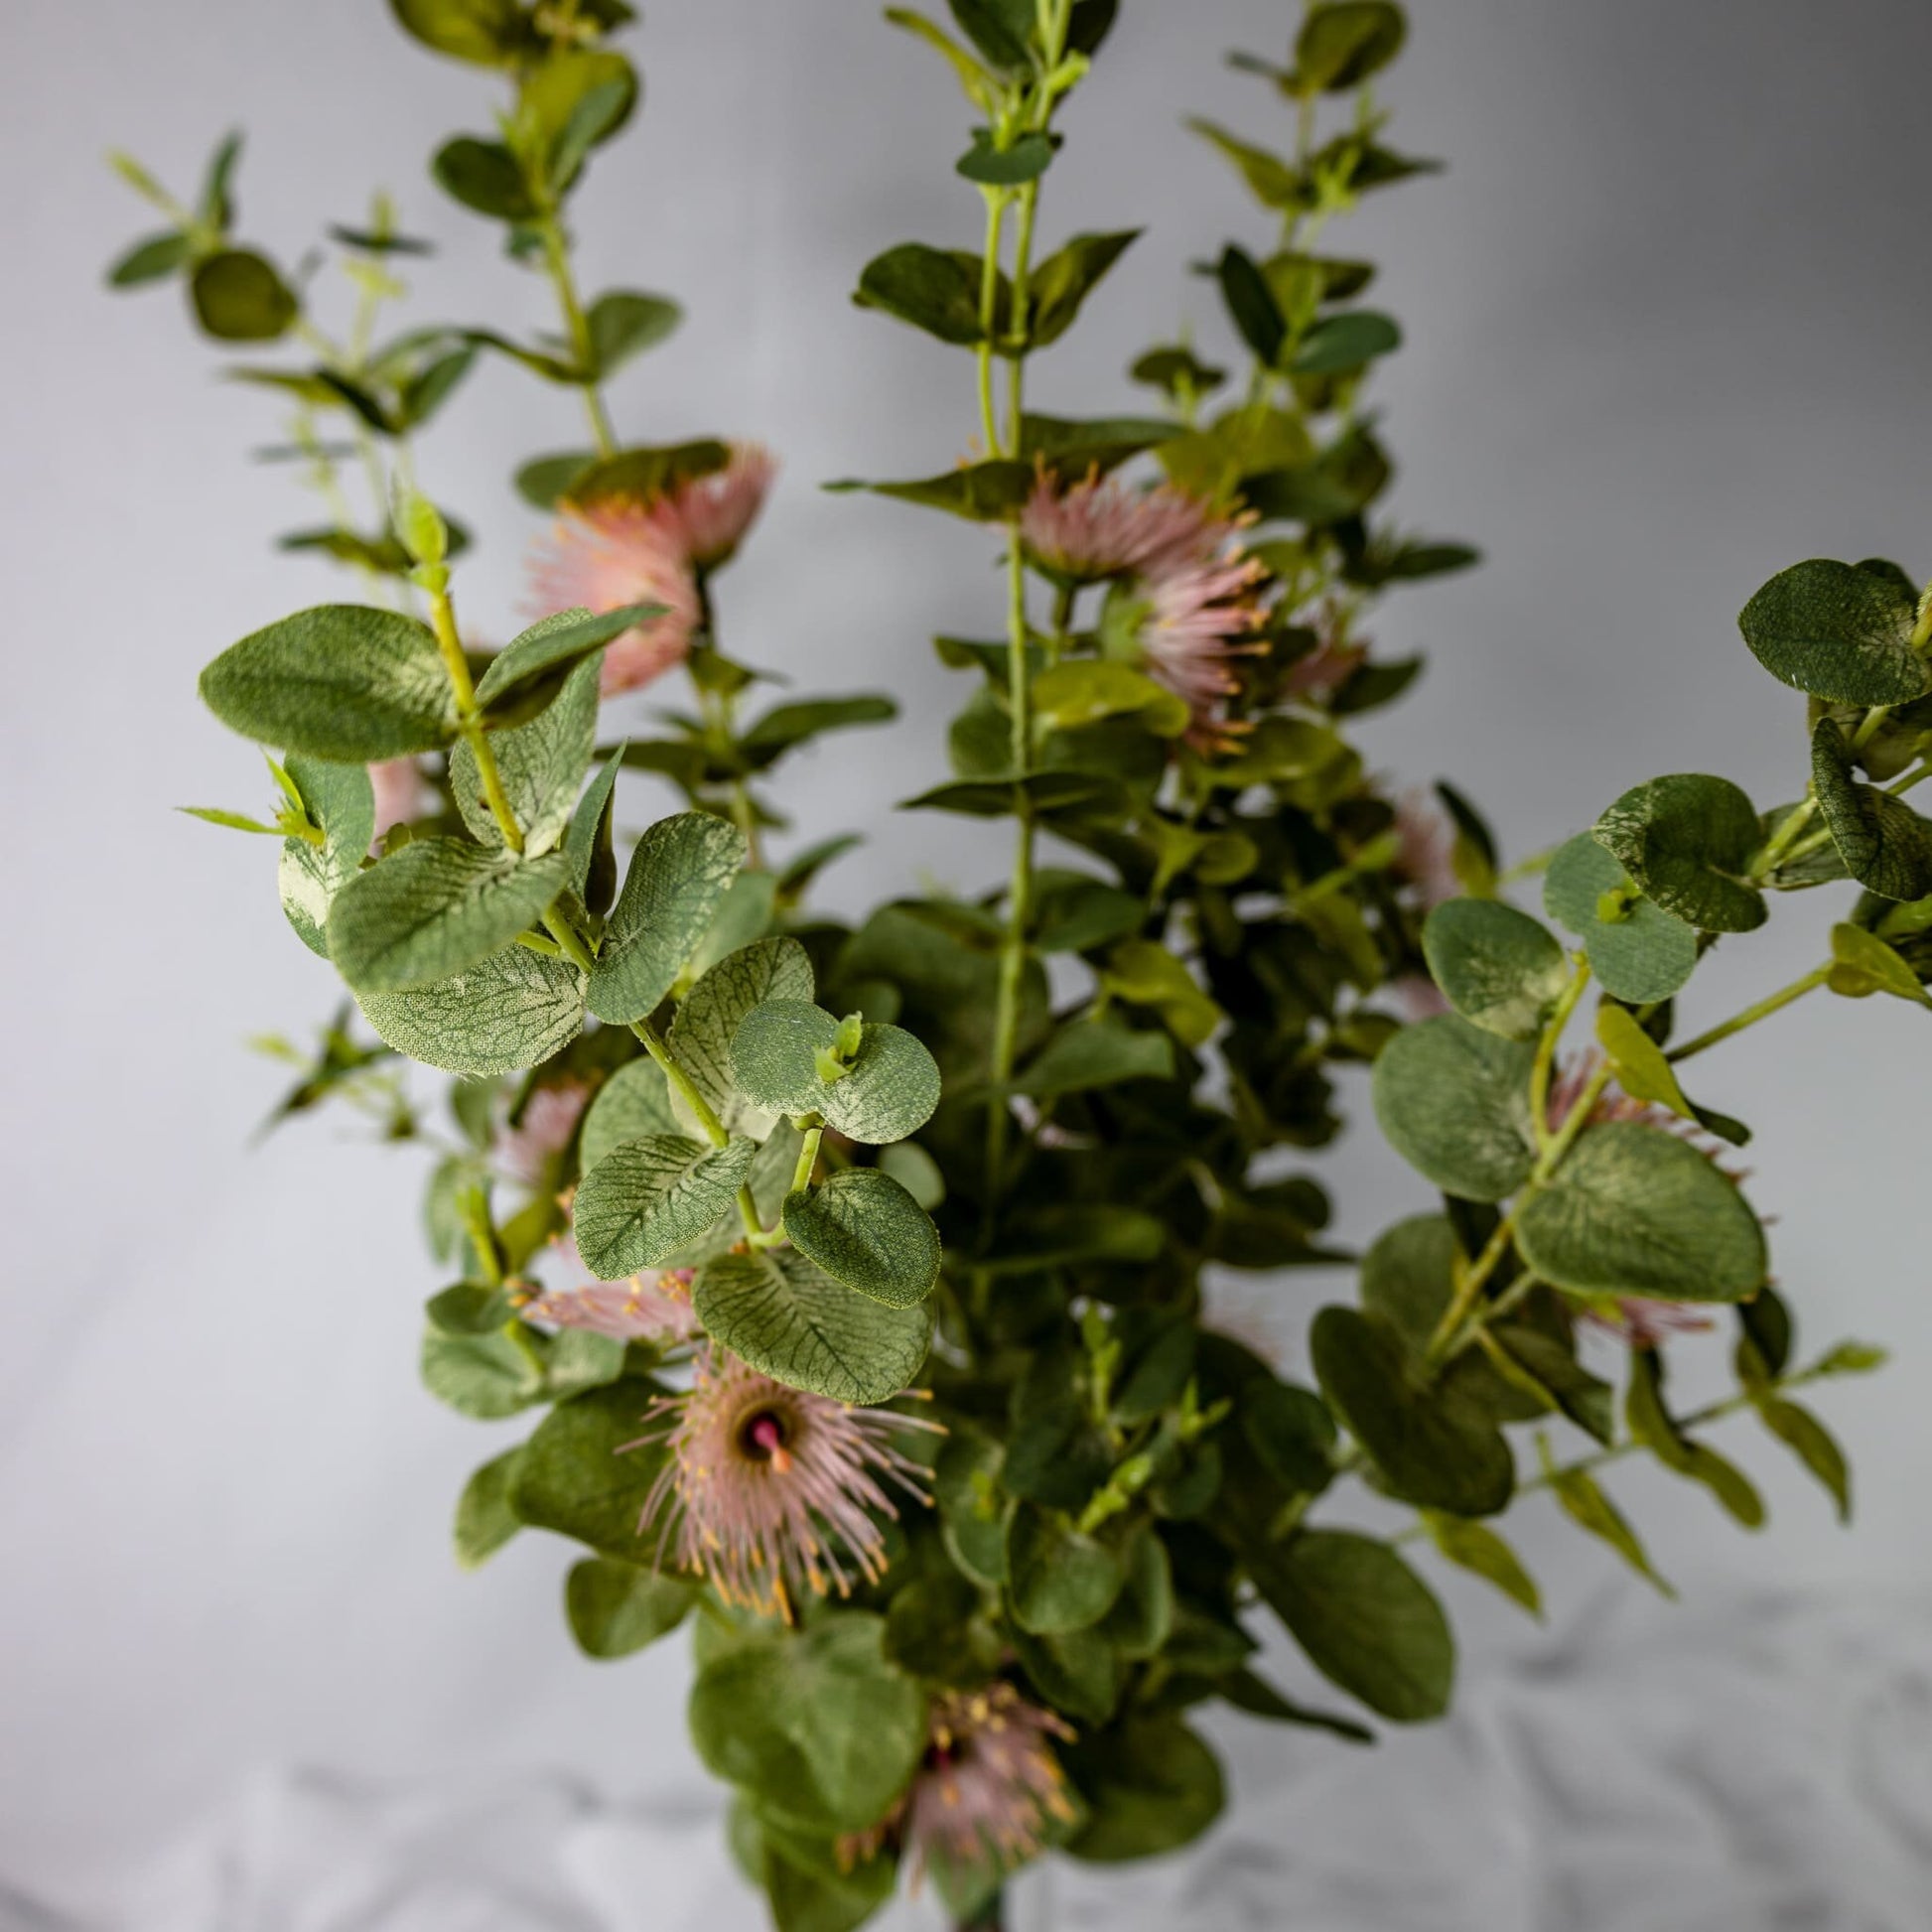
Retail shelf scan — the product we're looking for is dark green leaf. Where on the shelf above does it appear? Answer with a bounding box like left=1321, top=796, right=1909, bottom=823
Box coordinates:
left=957, top=128, right=1055, bottom=184
left=1213, top=242, right=1286, bottom=363
left=1370, top=1016, right=1535, bottom=1201
left=1290, top=309, right=1401, bottom=374
left=574, top=1132, right=757, bottom=1278
left=1754, top=1395, right=1851, bottom=1521
left=1311, top=1306, right=1515, bottom=1516
left=1517, top=1122, right=1766, bottom=1301
left=565, top=1557, right=696, bottom=1658
left=825, top=460, right=1035, bottom=521
left=852, top=241, right=992, bottom=345
left=1812, top=717, right=1932, bottom=901
left=107, top=230, right=191, bottom=287
left=588, top=811, right=748, bottom=1025
left=190, top=249, right=297, bottom=342
left=1592, top=774, right=1766, bottom=933
left=693, top=1249, right=932, bottom=1404
left=389, top=0, right=530, bottom=65
left=1295, top=1, right=1408, bottom=89
left=1065, top=1715, right=1224, bottom=1863
left=433, top=136, right=538, bottom=220
left=1007, top=1504, right=1127, bottom=1634
left=1421, top=1512, right=1542, bottom=1617
left=1250, top=1531, right=1454, bottom=1723
left=1026, top=229, right=1140, bottom=347
left=585, top=289, right=681, bottom=376
left=1421, top=897, right=1570, bottom=1041
left=509, top=1375, right=670, bottom=1562
left=1737, top=558, right=1926, bottom=706
left=201, top=604, right=459, bottom=760
left=454, top=1447, right=524, bottom=1569
left=327, top=839, right=569, bottom=994
left=358, top=944, right=586, bottom=1075
left=781, top=1169, right=941, bottom=1307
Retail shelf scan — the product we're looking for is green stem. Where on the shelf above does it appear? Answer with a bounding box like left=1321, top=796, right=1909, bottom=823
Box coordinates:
left=789, top=1124, right=825, bottom=1196
left=630, top=1015, right=763, bottom=1244
left=1665, top=961, right=1832, bottom=1063
left=534, top=205, right=619, bottom=458
left=1529, top=955, right=1589, bottom=1154
left=429, top=584, right=526, bottom=855
left=974, top=190, right=1009, bottom=456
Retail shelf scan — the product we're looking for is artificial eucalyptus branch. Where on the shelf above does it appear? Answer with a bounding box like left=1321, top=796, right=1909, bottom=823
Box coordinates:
left=115, top=2, right=1912, bottom=1928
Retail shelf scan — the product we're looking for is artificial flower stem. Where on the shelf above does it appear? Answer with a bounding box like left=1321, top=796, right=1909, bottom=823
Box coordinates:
left=1665, top=961, right=1832, bottom=1064
left=1529, top=953, right=1590, bottom=1156
left=788, top=1123, right=825, bottom=1197
left=533, top=207, right=620, bottom=458
left=427, top=581, right=527, bottom=854
left=629, top=1014, right=766, bottom=1247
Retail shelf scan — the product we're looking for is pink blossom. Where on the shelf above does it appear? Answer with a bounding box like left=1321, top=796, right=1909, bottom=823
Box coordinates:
left=366, top=758, right=429, bottom=844
left=526, top=504, right=701, bottom=696
left=522, top=1269, right=700, bottom=1343
left=1019, top=468, right=1229, bottom=583
left=859, top=1685, right=1078, bottom=1883
left=644, top=442, right=776, bottom=571
left=1132, top=553, right=1269, bottom=750
left=1391, top=787, right=1462, bottom=910
left=495, top=1078, right=590, bottom=1185
left=622, top=1344, right=938, bottom=1620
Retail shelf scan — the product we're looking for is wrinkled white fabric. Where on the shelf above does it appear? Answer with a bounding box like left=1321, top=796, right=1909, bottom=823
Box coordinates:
left=10, top=1589, right=1931, bottom=1932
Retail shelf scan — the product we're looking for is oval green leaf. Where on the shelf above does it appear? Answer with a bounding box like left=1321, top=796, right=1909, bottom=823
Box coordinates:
left=1421, top=897, right=1570, bottom=1040
left=1737, top=558, right=1926, bottom=707
left=1517, top=1121, right=1766, bottom=1302
left=358, top=944, right=586, bottom=1075
left=781, top=1169, right=941, bottom=1308
left=573, top=1132, right=757, bottom=1280
left=1591, top=774, right=1766, bottom=933
left=1542, top=831, right=1698, bottom=1004
left=1370, top=1016, right=1535, bottom=1201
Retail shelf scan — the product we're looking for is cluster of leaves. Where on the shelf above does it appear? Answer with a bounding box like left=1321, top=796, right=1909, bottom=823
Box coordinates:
left=121, top=4, right=1905, bottom=1931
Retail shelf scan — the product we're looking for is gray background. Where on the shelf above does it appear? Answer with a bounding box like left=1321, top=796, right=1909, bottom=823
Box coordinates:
left=2, top=0, right=1929, bottom=1909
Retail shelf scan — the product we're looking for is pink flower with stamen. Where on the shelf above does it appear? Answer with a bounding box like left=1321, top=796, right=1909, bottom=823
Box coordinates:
left=522, top=1268, right=700, bottom=1343
left=1019, top=468, right=1228, bottom=583
left=367, top=758, right=429, bottom=845
left=1391, top=787, right=1462, bottom=910
left=495, top=1078, right=590, bottom=1185
left=622, top=1344, right=938, bottom=1620
left=846, top=1684, right=1077, bottom=1884
left=526, top=505, right=701, bottom=696
left=1131, top=552, right=1270, bottom=750
left=644, top=442, right=776, bottom=571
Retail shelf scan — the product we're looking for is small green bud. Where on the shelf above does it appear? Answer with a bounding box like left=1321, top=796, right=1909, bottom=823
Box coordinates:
left=1595, top=885, right=1636, bottom=924
left=393, top=483, right=448, bottom=569
left=834, top=1011, right=866, bottom=1059
left=813, top=1046, right=853, bottom=1086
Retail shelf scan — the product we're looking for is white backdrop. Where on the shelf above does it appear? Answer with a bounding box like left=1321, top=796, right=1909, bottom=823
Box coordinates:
left=3, top=0, right=1930, bottom=1915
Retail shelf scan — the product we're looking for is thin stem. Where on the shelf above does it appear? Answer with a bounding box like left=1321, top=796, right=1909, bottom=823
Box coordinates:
left=428, top=583, right=526, bottom=855
left=1529, top=954, right=1589, bottom=1154
left=535, top=205, right=619, bottom=458
left=788, top=1124, right=825, bottom=1196
left=1665, top=961, right=1832, bottom=1063
left=975, top=190, right=1009, bottom=457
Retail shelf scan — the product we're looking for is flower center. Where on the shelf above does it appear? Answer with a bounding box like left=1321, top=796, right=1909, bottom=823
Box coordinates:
left=741, top=1408, right=793, bottom=1474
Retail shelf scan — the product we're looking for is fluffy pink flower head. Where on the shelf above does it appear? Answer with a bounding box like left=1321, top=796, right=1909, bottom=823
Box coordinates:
left=495, top=1078, right=590, bottom=1186
left=1391, top=786, right=1462, bottom=911
left=1130, top=552, right=1269, bottom=751
left=898, top=1685, right=1077, bottom=1880
left=624, top=1343, right=937, bottom=1620
left=522, top=1269, right=700, bottom=1343
left=526, top=506, right=700, bottom=696
left=1019, top=468, right=1229, bottom=584
left=645, top=442, right=776, bottom=571
left=366, top=758, right=430, bottom=845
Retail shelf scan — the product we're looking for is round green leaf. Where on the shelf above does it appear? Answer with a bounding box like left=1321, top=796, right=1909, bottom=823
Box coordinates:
left=431, top=136, right=539, bottom=221
left=1248, top=1530, right=1454, bottom=1724
left=573, top=1132, right=757, bottom=1280
left=781, top=1169, right=941, bottom=1308
left=587, top=810, right=748, bottom=1026
left=1310, top=1306, right=1514, bottom=1517
left=1542, top=832, right=1698, bottom=1003
left=1370, top=1016, right=1535, bottom=1202
left=579, top=1057, right=679, bottom=1173
left=667, top=937, right=815, bottom=1135
left=1811, top=717, right=1932, bottom=902
left=934, top=1430, right=1010, bottom=1587
left=326, top=839, right=570, bottom=994
left=1517, top=1121, right=1766, bottom=1302
left=693, top=1249, right=932, bottom=1405
left=201, top=604, right=460, bottom=761
left=506, top=1375, right=670, bottom=1562
left=1592, top=774, right=1766, bottom=933
left=389, top=0, right=529, bottom=65
left=731, top=1001, right=942, bottom=1144
left=1065, top=1715, right=1224, bottom=1864
left=689, top=1616, right=926, bottom=1836
left=190, top=248, right=297, bottom=342
left=1737, top=558, right=1927, bottom=707
left=1421, top=897, right=1570, bottom=1040
left=1006, top=1504, right=1127, bottom=1635
left=1295, top=1, right=1408, bottom=90
left=358, top=943, right=586, bottom=1075
left=453, top=656, right=600, bottom=859
left=565, top=1557, right=696, bottom=1659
